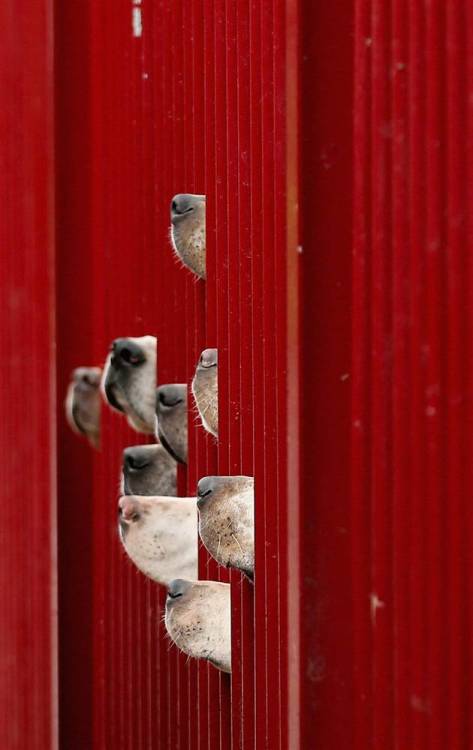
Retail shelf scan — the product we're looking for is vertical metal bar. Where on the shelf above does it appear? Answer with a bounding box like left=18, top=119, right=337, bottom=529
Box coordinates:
left=54, top=0, right=95, bottom=746
left=273, top=0, right=289, bottom=743
left=406, top=4, right=429, bottom=748
left=285, top=0, right=301, bottom=745
left=352, top=1, right=373, bottom=746
left=391, top=1, right=410, bottom=747
left=466, top=5, right=473, bottom=748
left=220, top=1, right=254, bottom=747
left=249, top=4, right=266, bottom=747
left=425, top=4, right=447, bottom=748
left=370, top=1, right=394, bottom=744
left=235, top=1, right=257, bottom=747
left=445, top=4, right=467, bottom=748
left=256, top=3, right=280, bottom=745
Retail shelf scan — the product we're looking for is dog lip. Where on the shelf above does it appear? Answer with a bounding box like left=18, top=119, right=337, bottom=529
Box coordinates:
left=172, top=205, right=194, bottom=216
left=197, top=349, right=218, bottom=370
left=71, top=402, right=86, bottom=435
left=157, top=428, right=185, bottom=465
left=104, top=380, right=125, bottom=413
left=171, top=208, right=194, bottom=225
left=118, top=517, right=129, bottom=536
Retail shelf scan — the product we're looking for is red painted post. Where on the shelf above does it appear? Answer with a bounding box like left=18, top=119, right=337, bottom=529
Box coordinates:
left=0, top=1, right=58, bottom=748
left=299, top=1, right=473, bottom=747
left=299, top=1, right=354, bottom=746
left=55, top=0, right=95, bottom=746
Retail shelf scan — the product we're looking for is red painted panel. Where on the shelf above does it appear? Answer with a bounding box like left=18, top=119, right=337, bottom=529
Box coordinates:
left=300, top=2, right=354, bottom=746
left=0, top=1, right=58, bottom=748
left=301, top=1, right=473, bottom=748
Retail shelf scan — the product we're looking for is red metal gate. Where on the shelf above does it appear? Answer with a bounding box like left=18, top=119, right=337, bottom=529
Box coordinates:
left=56, top=2, right=296, bottom=748
left=3, top=0, right=473, bottom=748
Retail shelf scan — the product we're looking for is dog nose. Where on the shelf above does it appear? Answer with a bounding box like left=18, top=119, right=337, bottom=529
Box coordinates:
left=80, top=372, right=93, bottom=386
left=196, top=476, right=217, bottom=509
left=198, top=348, right=218, bottom=369
left=111, top=338, right=145, bottom=367
left=81, top=371, right=98, bottom=387
left=118, top=497, right=142, bottom=522
left=171, top=193, right=200, bottom=217
left=73, top=367, right=101, bottom=387
left=157, top=384, right=185, bottom=409
left=123, top=447, right=151, bottom=472
left=167, top=579, right=192, bottom=601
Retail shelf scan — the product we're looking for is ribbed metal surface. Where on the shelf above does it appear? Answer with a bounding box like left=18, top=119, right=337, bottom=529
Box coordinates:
left=68, top=1, right=294, bottom=748
left=0, top=1, right=57, bottom=748
left=351, top=1, right=469, bottom=746
left=299, top=1, right=473, bottom=747
left=300, top=0, right=473, bottom=747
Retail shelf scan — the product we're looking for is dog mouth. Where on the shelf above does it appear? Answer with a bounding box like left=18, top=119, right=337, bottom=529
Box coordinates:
left=198, top=363, right=216, bottom=372
left=171, top=210, right=194, bottom=226
left=74, top=379, right=98, bottom=394
left=158, top=397, right=184, bottom=411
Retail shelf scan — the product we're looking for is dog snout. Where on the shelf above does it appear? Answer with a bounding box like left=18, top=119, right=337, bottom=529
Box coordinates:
left=123, top=447, right=151, bottom=472
left=198, top=348, right=217, bottom=369
left=111, top=338, right=145, bottom=367
left=157, top=384, right=185, bottom=410
left=118, top=496, right=142, bottom=522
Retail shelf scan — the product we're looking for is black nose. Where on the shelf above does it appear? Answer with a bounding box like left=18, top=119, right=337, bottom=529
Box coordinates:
left=157, top=384, right=186, bottom=410
left=81, top=372, right=98, bottom=387
left=111, top=338, right=145, bottom=367
left=198, top=348, right=218, bottom=369
left=171, top=193, right=201, bottom=217
left=196, top=476, right=217, bottom=508
left=74, top=367, right=100, bottom=387
left=167, top=579, right=192, bottom=601
left=123, top=446, right=151, bottom=472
